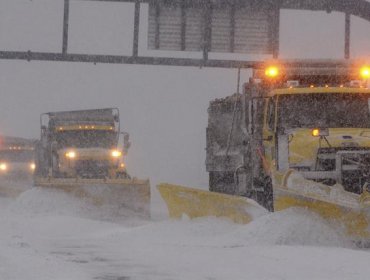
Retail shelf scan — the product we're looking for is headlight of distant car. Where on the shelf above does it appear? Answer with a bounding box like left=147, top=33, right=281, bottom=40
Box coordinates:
left=0, top=163, right=7, bottom=171
left=30, top=163, right=36, bottom=171
left=111, top=150, right=122, bottom=158
left=65, top=151, right=76, bottom=159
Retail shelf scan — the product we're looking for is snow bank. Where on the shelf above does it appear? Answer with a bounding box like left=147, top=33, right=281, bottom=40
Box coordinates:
left=116, top=208, right=349, bottom=249
left=90, top=210, right=361, bottom=280
left=11, top=187, right=350, bottom=248
left=10, top=187, right=147, bottom=226
left=0, top=193, right=367, bottom=280
left=228, top=208, right=350, bottom=247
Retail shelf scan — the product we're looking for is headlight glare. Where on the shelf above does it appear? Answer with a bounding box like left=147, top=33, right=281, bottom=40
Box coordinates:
left=111, top=150, right=122, bottom=158
left=65, top=151, right=76, bottom=159
left=0, top=163, right=7, bottom=171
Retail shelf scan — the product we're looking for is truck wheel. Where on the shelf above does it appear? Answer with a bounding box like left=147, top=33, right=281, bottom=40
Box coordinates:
left=209, top=171, right=237, bottom=195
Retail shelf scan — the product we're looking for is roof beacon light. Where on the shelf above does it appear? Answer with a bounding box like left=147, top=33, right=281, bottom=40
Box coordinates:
left=265, top=66, right=279, bottom=78
left=360, top=66, right=370, bottom=79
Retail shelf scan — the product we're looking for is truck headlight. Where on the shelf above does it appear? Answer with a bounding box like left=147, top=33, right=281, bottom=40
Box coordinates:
left=65, top=151, right=76, bottom=159
left=30, top=163, right=36, bottom=171
left=111, top=150, right=122, bottom=158
left=0, top=163, right=7, bottom=171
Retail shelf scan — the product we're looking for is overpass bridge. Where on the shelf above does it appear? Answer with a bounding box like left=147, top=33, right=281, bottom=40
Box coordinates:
left=0, top=0, right=369, bottom=68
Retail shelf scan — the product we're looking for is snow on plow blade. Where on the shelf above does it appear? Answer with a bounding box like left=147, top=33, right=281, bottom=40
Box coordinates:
left=275, top=170, right=370, bottom=240
left=34, top=177, right=150, bottom=217
left=157, top=183, right=267, bottom=223
left=158, top=176, right=370, bottom=241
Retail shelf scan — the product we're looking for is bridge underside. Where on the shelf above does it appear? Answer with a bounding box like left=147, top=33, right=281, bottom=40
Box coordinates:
left=0, top=0, right=369, bottom=68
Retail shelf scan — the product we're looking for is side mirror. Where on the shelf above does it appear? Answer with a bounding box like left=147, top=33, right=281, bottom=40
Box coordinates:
left=41, top=125, right=47, bottom=137
left=277, top=126, right=285, bottom=135
left=122, top=132, right=131, bottom=152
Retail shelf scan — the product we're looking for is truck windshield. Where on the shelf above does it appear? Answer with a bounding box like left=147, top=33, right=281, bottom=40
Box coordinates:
left=278, top=93, right=370, bottom=129
left=55, top=130, right=116, bottom=148
left=0, top=150, right=34, bottom=162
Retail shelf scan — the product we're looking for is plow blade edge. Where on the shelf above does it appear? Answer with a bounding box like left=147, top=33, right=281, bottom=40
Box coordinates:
left=34, top=177, right=150, bottom=217
left=276, top=170, right=370, bottom=240
left=157, top=183, right=267, bottom=223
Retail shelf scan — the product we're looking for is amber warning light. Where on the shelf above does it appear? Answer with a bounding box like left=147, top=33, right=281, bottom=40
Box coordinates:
left=312, top=128, right=329, bottom=137
left=360, top=66, right=370, bottom=79
left=265, top=66, right=279, bottom=78
left=312, top=129, right=320, bottom=137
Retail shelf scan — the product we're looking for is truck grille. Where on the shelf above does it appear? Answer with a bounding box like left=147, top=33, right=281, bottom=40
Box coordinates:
left=316, top=147, right=370, bottom=194
left=75, top=160, right=109, bottom=178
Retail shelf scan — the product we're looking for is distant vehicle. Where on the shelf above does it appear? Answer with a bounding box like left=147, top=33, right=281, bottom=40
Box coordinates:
left=0, top=136, right=36, bottom=179
left=34, top=108, right=150, bottom=216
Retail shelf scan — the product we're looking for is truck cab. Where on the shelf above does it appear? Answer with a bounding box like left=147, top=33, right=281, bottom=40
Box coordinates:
left=206, top=61, right=370, bottom=210
left=0, top=137, right=35, bottom=179
left=261, top=65, right=370, bottom=195
left=35, top=108, right=130, bottom=179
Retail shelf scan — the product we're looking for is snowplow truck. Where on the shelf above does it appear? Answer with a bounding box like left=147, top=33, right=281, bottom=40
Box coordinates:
left=0, top=136, right=35, bottom=179
left=158, top=61, right=370, bottom=241
left=34, top=108, right=150, bottom=216
left=0, top=136, right=36, bottom=197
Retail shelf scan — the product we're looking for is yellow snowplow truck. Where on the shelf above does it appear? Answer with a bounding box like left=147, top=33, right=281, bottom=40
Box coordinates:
left=34, top=108, right=150, bottom=216
left=158, top=61, right=370, bottom=241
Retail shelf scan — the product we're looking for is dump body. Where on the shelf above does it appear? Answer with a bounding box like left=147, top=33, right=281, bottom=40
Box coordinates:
left=206, top=85, right=272, bottom=209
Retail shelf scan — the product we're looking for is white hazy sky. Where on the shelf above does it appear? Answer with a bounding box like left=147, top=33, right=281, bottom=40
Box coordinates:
left=0, top=0, right=370, bottom=188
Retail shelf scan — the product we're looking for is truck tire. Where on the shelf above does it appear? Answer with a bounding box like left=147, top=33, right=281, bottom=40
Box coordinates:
left=209, top=171, right=237, bottom=195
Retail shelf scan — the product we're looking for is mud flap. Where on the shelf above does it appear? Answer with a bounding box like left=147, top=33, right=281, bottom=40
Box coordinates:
left=157, top=183, right=267, bottom=224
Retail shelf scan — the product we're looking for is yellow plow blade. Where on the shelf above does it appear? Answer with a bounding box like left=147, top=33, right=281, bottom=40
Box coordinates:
left=275, top=170, right=370, bottom=240
left=157, top=183, right=267, bottom=224
left=34, top=177, right=150, bottom=217
left=158, top=176, right=370, bottom=242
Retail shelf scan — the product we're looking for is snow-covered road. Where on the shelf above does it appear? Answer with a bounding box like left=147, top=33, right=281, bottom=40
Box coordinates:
left=1, top=182, right=370, bottom=280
